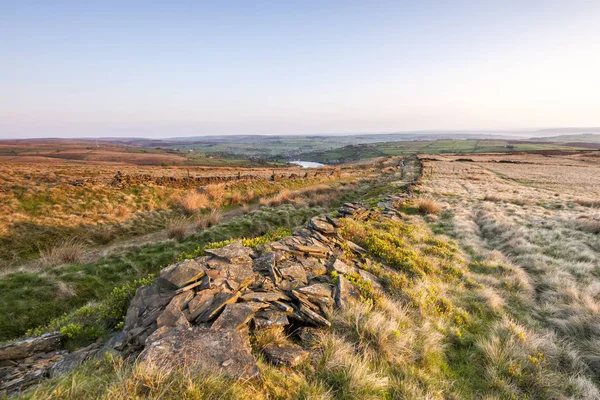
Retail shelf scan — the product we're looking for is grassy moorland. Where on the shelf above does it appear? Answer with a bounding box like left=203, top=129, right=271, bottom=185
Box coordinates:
left=7, top=151, right=600, bottom=399
left=0, top=156, right=406, bottom=342
left=0, top=153, right=354, bottom=268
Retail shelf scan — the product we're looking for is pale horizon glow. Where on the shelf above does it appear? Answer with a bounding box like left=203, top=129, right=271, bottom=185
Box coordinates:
left=1, top=1, right=599, bottom=138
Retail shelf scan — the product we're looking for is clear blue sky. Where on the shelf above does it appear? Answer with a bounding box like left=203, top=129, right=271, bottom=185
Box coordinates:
left=1, top=0, right=599, bottom=138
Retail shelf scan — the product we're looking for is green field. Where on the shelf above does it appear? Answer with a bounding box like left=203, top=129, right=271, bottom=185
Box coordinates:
left=300, top=139, right=592, bottom=163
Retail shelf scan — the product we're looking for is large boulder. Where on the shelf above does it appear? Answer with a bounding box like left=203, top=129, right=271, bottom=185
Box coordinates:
left=139, top=327, right=260, bottom=380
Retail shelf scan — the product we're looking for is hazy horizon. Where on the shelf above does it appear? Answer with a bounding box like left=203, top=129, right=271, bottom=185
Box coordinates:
left=2, top=1, right=599, bottom=138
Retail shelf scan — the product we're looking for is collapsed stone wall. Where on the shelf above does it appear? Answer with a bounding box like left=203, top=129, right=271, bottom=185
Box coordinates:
left=119, top=197, right=407, bottom=379
left=0, top=194, right=409, bottom=394
left=107, top=170, right=328, bottom=189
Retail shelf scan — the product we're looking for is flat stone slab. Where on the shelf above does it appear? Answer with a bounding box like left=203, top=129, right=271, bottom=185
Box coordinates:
left=212, top=303, right=255, bottom=330
left=157, top=304, right=191, bottom=329
left=331, top=259, right=358, bottom=275
left=298, top=283, right=333, bottom=299
left=254, top=309, right=290, bottom=329
left=140, top=327, right=260, bottom=380
left=263, top=343, right=309, bottom=367
left=195, top=291, right=241, bottom=323
left=335, top=276, right=362, bottom=309
left=159, top=259, right=206, bottom=289
left=0, top=332, right=63, bottom=361
left=241, top=291, right=290, bottom=302
left=308, top=217, right=336, bottom=235
left=204, top=241, right=252, bottom=263
left=279, top=264, right=308, bottom=285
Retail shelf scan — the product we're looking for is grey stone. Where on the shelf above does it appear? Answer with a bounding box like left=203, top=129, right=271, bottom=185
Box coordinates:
left=298, top=283, right=333, bottom=299
left=158, top=259, right=206, bottom=289
left=0, top=332, right=63, bottom=361
left=335, top=276, right=362, bottom=309
left=211, top=303, right=255, bottom=330
left=263, top=343, right=309, bottom=367
left=187, top=288, right=218, bottom=321
left=308, top=216, right=336, bottom=234
left=331, top=258, right=358, bottom=275
left=195, top=291, right=241, bottom=323
left=252, top=252, right=276, bottom=273
left=50, top=342, right=102, bottom=377
left=157, top=304, right=191, bottom=329
left=254, top=309, right=290, bottom=329
left=241, top=291, right=290, bottom=302
left=279, top=265, right=308, bottom=285
left=294, top=304, right=331, bottom=327
left=204, top=241, right=252, bottom=263
left=358, top=269, right=383, bottom=292
left=140, top=327, right=259, bottom=380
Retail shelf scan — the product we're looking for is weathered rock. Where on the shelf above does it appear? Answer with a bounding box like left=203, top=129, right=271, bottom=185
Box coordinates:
left=140, top=327, right=259, bottom=380
left=295, top=304, right=331, bottom=327
left=157, top=304, right=191, bottom=329
left=204, top=241, right=252, bottom=263
left=168, top=290, right=195, bottom=310
left=158, top=259, right=206, bottom=289
left=50, top=341, right=102, bottom=377
left=1, top=350, right=66, bottom=395
left=335, top=276, right=362, bottom=309
left=290, top=290, right=320, bottom=312
left=124, top=285, right=175, bottom=331
left=299, top=257, right=327, bottom=276
left=241, top=291, right=290, bottom=302
left=302, top=283, right=335, bottom=310
left=187, top=288, right=218, bottom=321
left=358, top=269, right=383, bottom=292
left=279, top=265, right=308, bottom=285
left=254, top=309, right=290, bottom=329
left=345, top=240, right=366, bottom=255
left=272, top=301, right=294, bottom=313
left=298, top=283, right=334, bottom=299
left=331, top=258, right=358, bottom=275
left=252, top=252, right=276, bottom=273
left=0, top=332, right=63, bottom=361
left=308, top=216, right=336, bottom=235
left=195, top=291, right=241, bottom=323
left=215, top=259, right=256, bottom=290
left=211, top=303, right=255, bottom=330
left=263, top=343, right=309, bottom=367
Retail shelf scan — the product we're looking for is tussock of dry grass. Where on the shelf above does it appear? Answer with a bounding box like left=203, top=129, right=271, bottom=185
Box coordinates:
left=176, top=191, right=210, bottom=215
left=195, top=209, right=222, bottom=230
left=483, top=193, right=503, bottom=202
left=416, top=196, right=442, bottom=215
left=167, top=217, right=189, bottom=241
left=252, top=326, right=288, bottom=351
left=39, top=238, right=86, bottom=268
left=575, top=218, right=600, bottom=234
left=575, top=199, right=600, bottom=208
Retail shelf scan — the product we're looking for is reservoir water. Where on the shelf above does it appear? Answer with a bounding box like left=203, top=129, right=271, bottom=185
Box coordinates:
left=289, top=161, right=325, bottom=168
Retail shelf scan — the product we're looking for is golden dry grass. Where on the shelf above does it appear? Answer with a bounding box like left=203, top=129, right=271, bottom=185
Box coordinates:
left=195, top=209, right=222, bottom=230
left=176, top=191, right=210, bottom=215
left=39, top=238, right=86, bottom=268
left=167, top=217, right=189, bottom=241
left=416, top=196, right=442, bottom=215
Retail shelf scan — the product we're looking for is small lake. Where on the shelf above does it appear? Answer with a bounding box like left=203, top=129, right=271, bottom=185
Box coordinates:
left=289, top=161, right=325, bottom=168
